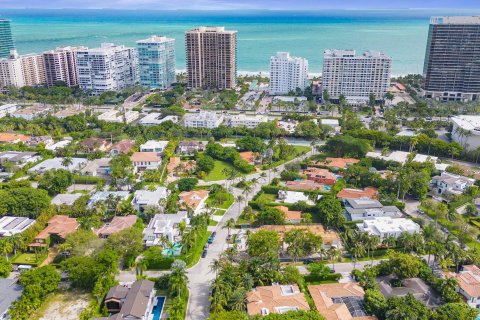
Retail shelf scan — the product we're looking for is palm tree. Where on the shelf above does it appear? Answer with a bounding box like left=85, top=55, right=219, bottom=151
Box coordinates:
left=0, top=240, right=13, bottom=260
left=58, top=242, right=72, bottom=255
left=223, top=218, right=236, bottom=236
left=210, top=259, right=222, bottom=277
left=228, top=289, right=247, bottom=312
left=61, top=156, right=73, bottom=169
left=328, top=247, right=341, bottom=270
left=235, top=195, right=244, bottom=211
left=382, top=235, right=396, bottom=250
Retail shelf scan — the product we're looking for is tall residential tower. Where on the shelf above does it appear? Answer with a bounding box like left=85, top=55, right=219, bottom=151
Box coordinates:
left=269, top=52, right=308, bottom=95
left=185, top=27, right=237, bottom=90
left=76, top=43, right=138, bottom=96
left=0, top=20, right=14, bottom=59
left=137, top=36, right=176, bottom=90
left=322, top=49, right=392, bottom=105
left=423, top=16, right=480, bottom=102
left=43, top=46, right=85, bottom=87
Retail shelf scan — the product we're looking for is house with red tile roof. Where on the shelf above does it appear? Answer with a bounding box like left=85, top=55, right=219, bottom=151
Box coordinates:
left=0, top=133, right=31, bottom=144
left=247, top=284, right=310, bottom=316
left=110, top=139, right=135, bottom=156
left=275, top=206, right=302, bottom=224
left=239, top=151, right=259, bottom=165
left=130, top=152, right=161, bottom=172
left=336, top=187, right=379, bottom=201
left=167, top=157, right=196, bottom=176
left=179, top=190, right=209, bottom=215
left=96, top=215, right=137, bottom=238
left=444, top=265, right=480, bottom=309
left=304, top=167, right=338, bottom=185
left=80, top=137, right=112, bottom=153
left=29, top=215, right=79, bottom=248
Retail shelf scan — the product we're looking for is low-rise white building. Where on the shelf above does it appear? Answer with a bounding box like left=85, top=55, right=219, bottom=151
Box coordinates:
left=228, top=115, right=268, bottom=128
left=0, top=104, right=18, bottom=118
left=87, top=191, right=130, bottom=208
left=0, top=216, right=35, bottom=237
left=184, top=111, right=224, bottom=128
left=143, top=211, right=189, bottom=245
left=97, top=110, right=139, bottom=124
left=451, top=115, right=480, bottom=151
left=430, top=172, right=475, bottom=196
left=138, top=113, right=179, bottom=126
left=131, top=187, right=169, bottom=212
left=28, top=157, right=88, bottom=174
left=356, top=217, right=420, bottom=239
left=320, top=119, right=341, bottom=132
left=13, top=105, right=52, bottom=120
left=139, top=140, right=169, bottom=155
left=277, top=190, right=312, bottom=205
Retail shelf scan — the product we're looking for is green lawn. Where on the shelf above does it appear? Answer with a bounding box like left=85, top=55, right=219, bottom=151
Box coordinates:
left=12, top=252, right=47, bottom=266
left=204, top=160, right=247, bottom=181
left=214, top=209, right=226, bottom=216
left=256, top=193, right=277, bottom=204
left=182, top=230, right=212, bottom=268
left=209, top=220, right=218, bottom=226
left=206, top=192, right=234, bottom=209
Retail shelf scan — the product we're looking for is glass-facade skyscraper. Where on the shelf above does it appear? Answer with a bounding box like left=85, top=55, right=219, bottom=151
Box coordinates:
left=423, top=16, right=480, bottom=102
left=136, top=36, right=176, bottom=90
left=0, top=19, right=14, bottom=59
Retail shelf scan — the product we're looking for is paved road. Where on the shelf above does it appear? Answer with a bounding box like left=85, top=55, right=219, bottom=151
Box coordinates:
left=185, top=147, right=320, bottom=320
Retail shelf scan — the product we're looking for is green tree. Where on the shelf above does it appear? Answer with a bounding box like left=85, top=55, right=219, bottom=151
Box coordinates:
left=247, top=230, right=281, bottom=261
left=315, top=195, right=345, bottom=228
left=177, top=178, right=198, bottom=191
left=0, top=255, right=11, bottom=277
left=364, top=288, right=387, bottom=319
left=255, top=207, right=286, bottom=225
left=38, top=169, right=74, bottom=195
left=434, top=303, right=479, bottom=320
left=110, top=154, right=134, bottom=185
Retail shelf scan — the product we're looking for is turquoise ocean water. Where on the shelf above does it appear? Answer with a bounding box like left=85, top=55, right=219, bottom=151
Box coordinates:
left=1, top=9, right=479, bottom=75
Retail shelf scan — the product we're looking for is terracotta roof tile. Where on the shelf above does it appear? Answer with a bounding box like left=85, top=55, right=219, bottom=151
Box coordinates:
left=275, top=206, right=302, bottom=222
left=179, top=190, right=209, bottom=211
left=246, top=285, right=310, bottom=316
left=130, top=152, right=161, bottom=162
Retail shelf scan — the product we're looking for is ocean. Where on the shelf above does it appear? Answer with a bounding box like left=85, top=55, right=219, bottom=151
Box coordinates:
left=1, top=9, right=479, bottom=75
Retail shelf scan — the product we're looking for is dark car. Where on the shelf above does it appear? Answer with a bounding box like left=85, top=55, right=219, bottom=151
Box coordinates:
left=207, top=237, right=214, bottom=244
left=202, top=250, right=207, bottom=258
left=211, top=231, right=217, bottom=238
left=303, top=259, right=314, bottom=265
left=417, top=209, right=424, bottom=215
left=330, top=268, right=336, bottom=273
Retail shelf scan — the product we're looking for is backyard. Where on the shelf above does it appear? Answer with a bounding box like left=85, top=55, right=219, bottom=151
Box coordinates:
left=12, top=252, right=47, bottom=266
left=204, top=160, right=247, bottom=181
left=35, top=291, right=90, bottom=320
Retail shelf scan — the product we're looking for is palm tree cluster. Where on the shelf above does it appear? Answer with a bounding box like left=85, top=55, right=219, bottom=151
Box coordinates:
left=180, top=212, right=209, bottom=258
left=167, top=260, right=189, bottom=319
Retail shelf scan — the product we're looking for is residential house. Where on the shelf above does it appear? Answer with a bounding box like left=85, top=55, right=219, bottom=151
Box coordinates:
left=29, top=215, right=78, bottom=248
left=275, top=206, right=302, bottom=224
left=344, top=198, right=402, bottom=221
left=357, top=217, right=420, bottom=240
left=130, top=152, right=162, bottom=173
left=308, top=283, right=377, bottom=320
left=28, top=157, right=88, bottom=174
left=45, top=139, right=72, bottom=151
left=110, top=139, right=135, bottom=156
left=167, top=157, right=196, bottom=176
left=246, top=284, right=310, bottom=316
left=176, top=141, right=205, bottom=155
left=0, top=216, right=35, bottom=237
left=143, top=211, right=189, bottom=245
left=80, top=158, right=111, bottom=177
left=336, top=187, right=379, bottom=202
left=87, top=191, right=130, bottom=208
left=285, top=180, right=325, bottom=191
left=318, top=157, right=359, bottom=170
left=0, top=279, right=23, bottom=319
left=278, top=190, right=312, bottom=204
left=80, top=138, right=112, bottom=153
left=51, top=193, right=83, bottom=206
left=98, top=110, right=139, bottom=124
left=139, top=140, right=169, bottom=155
left=239, top=151, right=261, bottom=165
left=131, top=187, right=169, bottom=212
left=304, top=167, right=339, bottom=185
left=261, top=225, right=342, bottom=248
left=444, top=265, right=480, bottom=309
left=0, top=151, right=40, bottom=169
left=25, top=136, right=54, bottom=147
left=138, top=113, right=179, bottom=126
left=179, top=190, right=209, bottom=215
left=430, top=172, right=475, bottom=196
left=96, top=215, right=137, bottom=238
left=0, top=133, right=30, bottom=144
left=97, top=280, right=156, bottom=320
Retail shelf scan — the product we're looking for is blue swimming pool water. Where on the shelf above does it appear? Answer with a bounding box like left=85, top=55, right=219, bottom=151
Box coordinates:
left=152, top=296, right=166, bottom=320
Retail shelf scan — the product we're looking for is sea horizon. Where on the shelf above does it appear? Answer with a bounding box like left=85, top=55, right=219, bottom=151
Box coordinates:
left=2, top=8, right=479, bottom=75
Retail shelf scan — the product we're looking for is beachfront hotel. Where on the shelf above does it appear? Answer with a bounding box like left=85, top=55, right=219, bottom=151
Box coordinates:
left=423, top=16, right=480, bottom=102
left=185, top=26, right=237, bottom=90
left=0, top=19, right=14, bottom=59
left=137, top=35, right=176, bottom=90
left=269, top=52, right=308, bottom=95
left=322, top=49, right=392, bottom=105
left=76, top=43, right=138, bottom=95
left=43, top=46, right=86, bottom=87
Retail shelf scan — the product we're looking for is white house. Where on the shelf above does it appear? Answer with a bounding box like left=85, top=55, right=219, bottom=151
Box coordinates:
left=0, top=216, right=35, bottom=237
left=143, top=211, right=190, bottom=245
left=87, top=191, right=130, bottom=208
left=356, top=217, right=420, bottom=239
left=344, top=198, right=402, bottom=221
left=139, top=140, right=169, bottom=155
left=430, top=172, right=475, bottom=196
left=138, top=113, right=179, bottom=126
left=183, top=111, right=224, bottom=128
left=28, top=157, right=88, bottom=174
left=451, top=115, right=480, bottom=151
left=97, top=110, right=139, bottom=124
left=228, top=114, right=268, bottom=128
left=277, top=190, right=312, bottom=205
left=444, top=265, right=480, bottom=310
left=131, top=187, right=169, bottom=212
left=0, top=104, right=18, bottom=118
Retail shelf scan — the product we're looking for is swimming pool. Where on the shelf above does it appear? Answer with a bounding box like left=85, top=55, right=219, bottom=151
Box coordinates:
left=152, top=296, right=166, bottom=320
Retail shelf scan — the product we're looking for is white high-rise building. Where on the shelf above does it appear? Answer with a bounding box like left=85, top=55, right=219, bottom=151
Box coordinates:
left=322, top=49, right=392, bottom=105
left=0, top=50, right=46, bottom=88
left=269, top=52, right=308, bottom=95
left=136, top=36, right=176, bottom=90
left=76, top=43, right=138, bottom=95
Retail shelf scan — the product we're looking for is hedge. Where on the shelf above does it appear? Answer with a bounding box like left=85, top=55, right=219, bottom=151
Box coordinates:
left=74, top=175, right=105, bottom=184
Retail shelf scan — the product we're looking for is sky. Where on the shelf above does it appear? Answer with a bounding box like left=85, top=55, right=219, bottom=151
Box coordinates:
left=1, top=0, right=480, bottom=10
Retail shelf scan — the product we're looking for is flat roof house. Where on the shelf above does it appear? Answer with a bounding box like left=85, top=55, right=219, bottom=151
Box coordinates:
left=131, top=187, right=169, bottom=212
left=51, top=193, right=83, bottom=206
left=247, top=284, right=310, bottom=316
left=357, top=217, right=420, bottom=240
left=96, top=215, right=137, bottom=238
left=308, top=283, right=377, bottom=320
left=0, top=216, right=35, bottom=237
left=130, top=152, right=162, bottom=173
left=344, top=198, right=402, bottom=221
left=143, top=211, right=189, bottom=245
left=87, top=191, right=130, bottom=208
left=29, top=215, right=78, bottom=248
left=278, top=190, right=312, bottom=205
left=139, top=140, right=169, bottom=155
left=179, top=190, right=209, bottom=215
left=176, top=141, right=205, bottom=155
left=0, top=278, right=23, bottom=319
left=28, top=157, right=88, bottom=174
left=95, top=280, right=156, bottom=320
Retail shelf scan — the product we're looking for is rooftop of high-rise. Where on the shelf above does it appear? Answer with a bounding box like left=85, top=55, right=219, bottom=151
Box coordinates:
left=430, top=16, right=480, bottom=25
left=186, top=26, right=237, bottom=34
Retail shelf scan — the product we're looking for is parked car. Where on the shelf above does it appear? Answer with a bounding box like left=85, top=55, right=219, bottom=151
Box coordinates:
left=202, top=250, right=208, bottom=258
left=303, top=259, right=314, bottom=265
left=417, top=209, right=424, bottom=215
left=207, top=237, right=214, bottom=244
left=211, top=231, right=217, bottom=238
left=330, top=268, right=336, bottom=273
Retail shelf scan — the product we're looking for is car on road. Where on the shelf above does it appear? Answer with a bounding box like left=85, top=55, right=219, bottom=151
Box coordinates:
left=202, top=249, right=207, bottom=258
left=303, top=259, right=314, bottom=265
left=212, top=231, right=217, bottom=238
left=207, top=237, right=214, bottom=244
left=417, top=209, right=424, bottom=215
left=330, top=268, right=336, bottom=273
